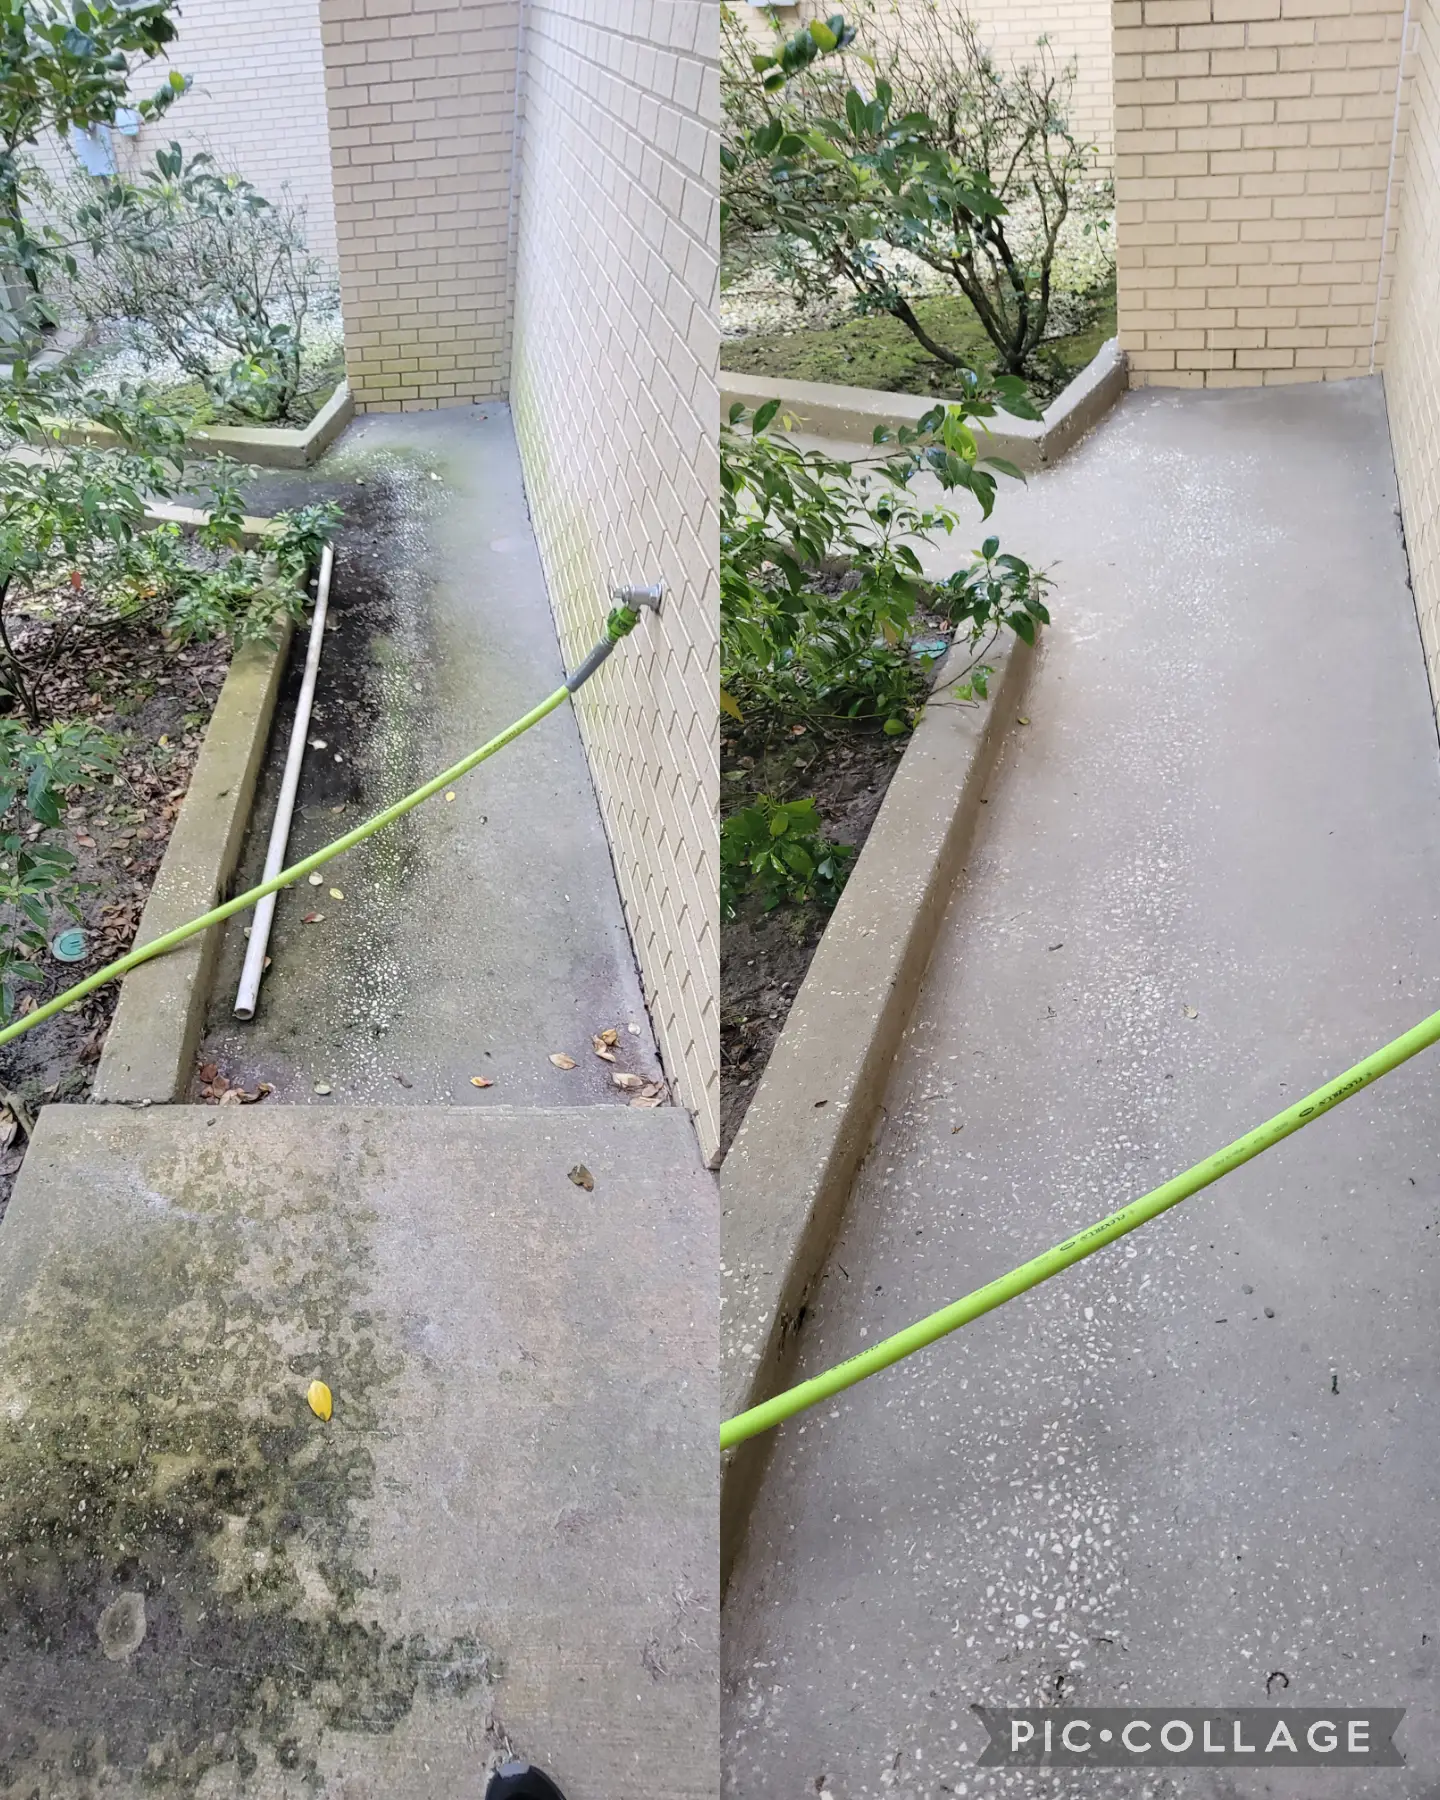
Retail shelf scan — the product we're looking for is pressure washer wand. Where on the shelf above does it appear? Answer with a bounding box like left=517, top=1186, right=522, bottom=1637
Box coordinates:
left=0, top=584, right=663, bottom=1056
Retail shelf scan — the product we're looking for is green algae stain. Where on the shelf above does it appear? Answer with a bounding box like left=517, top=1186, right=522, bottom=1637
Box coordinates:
left=0, top=1140, right=492, bottom=1795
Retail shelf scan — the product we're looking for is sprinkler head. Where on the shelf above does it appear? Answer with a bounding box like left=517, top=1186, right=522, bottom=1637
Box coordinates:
left=485, top=1762, right=570, bottom=1800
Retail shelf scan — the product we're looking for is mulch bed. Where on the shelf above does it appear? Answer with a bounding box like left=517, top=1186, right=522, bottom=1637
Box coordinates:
left=720, top=719, right=908, bottom=1158
left=0, top=588, right=232, bottom=1218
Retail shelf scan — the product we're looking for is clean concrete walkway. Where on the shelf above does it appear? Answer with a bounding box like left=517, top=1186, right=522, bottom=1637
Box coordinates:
left=201, top=406, right=663, bottom=1109
left=723, top=380, right=1440, bottom=1797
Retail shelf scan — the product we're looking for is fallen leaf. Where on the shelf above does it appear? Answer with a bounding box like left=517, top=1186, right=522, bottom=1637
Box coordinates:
left=307, top=1379, right=333, bottom=1421
left=630, top=1096, right=664, bottom=1109
left=329, top=888, right=344, bottom=901
left=549, top=1053, right=577, bottom=1070
left=470, top=1076, right=494, bottom=1088
left=308, top=873, right=323, bottom=886
left=591, top=1034, right=616, bottom=1062
left=611, top=1071, right=645, bottom=1091
left=199, top=1062, right=218, bottom=1083
left=444, top=791, right=456, bottom=803
left=314, top=1081, right=332, bottom=1095
left=567, top=1164, right=595, bottom=1191
left=302, top=912, right=325, bottom=924
left=1018, top=715, right=1031, bottom=725
left=1183, top=1005, right=1199, bottom=1020
left=598, top=1027, right=619, bottom=1045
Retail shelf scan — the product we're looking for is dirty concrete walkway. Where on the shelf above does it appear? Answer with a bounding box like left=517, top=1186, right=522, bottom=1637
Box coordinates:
left=0, top=1103, right=716, bottom=1797
left=723, top=380, right=1440, bottom=1796
left=200, top=405, right=662, bottom=1109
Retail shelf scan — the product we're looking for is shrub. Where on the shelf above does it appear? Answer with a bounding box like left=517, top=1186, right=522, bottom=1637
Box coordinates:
left=722, top=4, right=1110, bottom=381
left=0, top=0, right=186, bottom=343
left=720, top=394, right=1044, bottom=738
left=0, top=715, right=113, bottom=1021
left=53, top=146, right=331, bottom=423
left=721, top=795, right=855, bottom=919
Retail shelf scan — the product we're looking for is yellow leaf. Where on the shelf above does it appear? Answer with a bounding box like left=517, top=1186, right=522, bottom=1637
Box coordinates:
left=307, top=1379, right=333, bottom=1421
left=329, top=888, right=344, bottom=900
left=470, top=1076, right=493, bottom=1088
left=719, top=689, right=743, bottom=722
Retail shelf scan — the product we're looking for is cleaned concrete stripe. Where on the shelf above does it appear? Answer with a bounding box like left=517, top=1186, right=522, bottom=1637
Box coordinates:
left=721, top=628, right=1033, bottom=1585
left=722, top=341, right=1127, bottom=473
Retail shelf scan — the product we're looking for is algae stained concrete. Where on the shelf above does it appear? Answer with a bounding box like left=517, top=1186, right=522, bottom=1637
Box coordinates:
left=723, top=380, right=1440, bottom=1796
left=0, top=1102, right=716, bottom=1798
left=199, top=405, right=664, bottom=1111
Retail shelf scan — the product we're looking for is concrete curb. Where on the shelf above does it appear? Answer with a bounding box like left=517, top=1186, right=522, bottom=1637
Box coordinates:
left=723, top=339, right=1127, bottom=471
left=92, top=619, right=293, bottom=1105
left=720, top=629, right=1035, bottom=1586
left=45, top=378, right=354, bottom=471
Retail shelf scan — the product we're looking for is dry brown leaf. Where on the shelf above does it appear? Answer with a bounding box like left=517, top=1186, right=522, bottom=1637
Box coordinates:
left=549, top=1053, right=577, bottom=1070
left=567, top=1164, right=595, bottom=1191
left=629, top=1096, right=664, bottom=1109
left=611, top=1071, right=645, bottom=1091
left=302, top=912, right=325, bottom=924
left=599, top=1028, right=619, bottom=1046
left=591, top=1034, right=616, bottom=1062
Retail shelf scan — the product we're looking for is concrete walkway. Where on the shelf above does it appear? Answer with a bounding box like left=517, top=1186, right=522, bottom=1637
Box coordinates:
left=723, top=380, right=1440, bottom=1797
left=0, top=1104, right=716, bottom=1797
left=201, top=406, right=663, bottom=1109
left=0, top=407, right=716, bottom=1795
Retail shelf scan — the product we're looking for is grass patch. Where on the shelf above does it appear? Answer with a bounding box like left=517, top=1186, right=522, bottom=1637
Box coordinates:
left=721, top=280, right=1117, bottom=407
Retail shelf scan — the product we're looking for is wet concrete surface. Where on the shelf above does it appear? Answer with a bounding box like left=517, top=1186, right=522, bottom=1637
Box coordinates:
left=722, top=380, right=1440, bottom=1796
left=198, top=406, right=662, bottom=1109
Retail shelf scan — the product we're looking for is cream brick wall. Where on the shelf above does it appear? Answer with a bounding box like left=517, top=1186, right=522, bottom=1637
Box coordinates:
left=1381, top=0, right=1440, bottom=704
left=141, top=0, right=338, bottom=266
left=510, top=2, right=721, bottom=1162
left=778, top=0, right=1115, bottom=161
left=317, top=0, right=521, bottom=409
left=1112, top=0, right=1408, bottom=387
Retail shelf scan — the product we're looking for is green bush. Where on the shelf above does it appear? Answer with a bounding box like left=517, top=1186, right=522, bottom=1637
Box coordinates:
left=0, top=716, right=113, bottom=1020
left=721, top=795, right=855, bottom=919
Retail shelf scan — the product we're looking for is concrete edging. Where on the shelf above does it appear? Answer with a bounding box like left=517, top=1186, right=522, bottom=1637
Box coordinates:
left=46, top=378, right=354, bottom=471
left=723, top=339, right=1127, bottom=471
left=91, top=613, right=293, bottom=1106
left=720, top=628, right=1035, bottom=1585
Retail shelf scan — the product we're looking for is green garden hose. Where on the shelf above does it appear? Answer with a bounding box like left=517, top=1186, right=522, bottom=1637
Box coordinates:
left=720, top=1001, right=1440, bottom=1448
left=0, top=598, right=652, bottom=1055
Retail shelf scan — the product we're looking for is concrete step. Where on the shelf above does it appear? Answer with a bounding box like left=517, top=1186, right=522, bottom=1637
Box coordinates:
left=0, top=1103, right=716, bottom=1799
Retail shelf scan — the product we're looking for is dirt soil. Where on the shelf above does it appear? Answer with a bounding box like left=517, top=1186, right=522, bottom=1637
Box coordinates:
left=720, top=720, right=906, bottom=1158
left=0, top=591, right=231, bottom=1218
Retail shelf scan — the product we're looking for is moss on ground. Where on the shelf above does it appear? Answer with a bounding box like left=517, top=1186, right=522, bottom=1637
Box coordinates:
left=721, top=282, right=1117, bottom=406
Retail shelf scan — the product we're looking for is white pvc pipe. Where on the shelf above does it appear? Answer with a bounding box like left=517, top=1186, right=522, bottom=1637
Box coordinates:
left=233, top=541, right=334, bottom=1019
